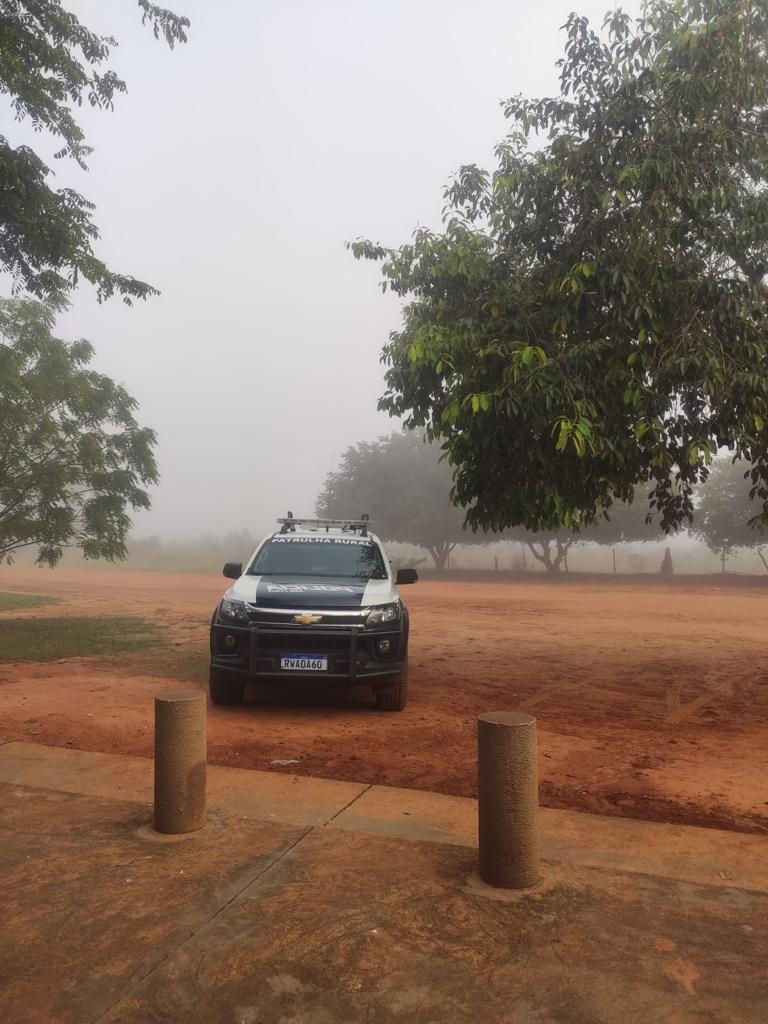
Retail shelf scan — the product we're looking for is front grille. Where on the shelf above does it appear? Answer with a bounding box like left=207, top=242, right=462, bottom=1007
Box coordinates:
left=247, top=607, right=367, bottom=627
left=252, top=627, right=355, bottom=676
left=257, top=633, right=352, bottom=655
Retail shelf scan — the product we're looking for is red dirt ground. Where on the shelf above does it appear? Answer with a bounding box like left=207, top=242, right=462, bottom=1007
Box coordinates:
left=1, top=566, right=767, bottom=834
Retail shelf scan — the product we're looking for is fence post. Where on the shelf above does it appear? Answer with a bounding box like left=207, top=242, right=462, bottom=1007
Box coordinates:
left=477, top=711, right=539, bottom=888
left=154, top=689, right=207, bottom=834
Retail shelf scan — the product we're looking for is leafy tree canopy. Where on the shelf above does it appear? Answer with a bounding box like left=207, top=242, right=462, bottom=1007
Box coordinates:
left=0, top=298, right=158, bottom=565
left=0, top=1, right=188, bottom=308
left=317, top=431, right=487, bottom=570
left=352, top=0, right=768, bottom=538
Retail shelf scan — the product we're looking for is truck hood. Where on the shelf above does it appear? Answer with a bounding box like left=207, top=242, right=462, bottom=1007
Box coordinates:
left=226, top=575, right=397, bottom=609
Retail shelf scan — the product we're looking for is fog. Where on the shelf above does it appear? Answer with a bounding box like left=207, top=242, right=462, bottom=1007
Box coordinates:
left=12, top=0, right=642, bottom=540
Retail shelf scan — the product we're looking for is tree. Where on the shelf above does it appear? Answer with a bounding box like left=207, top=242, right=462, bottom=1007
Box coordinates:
left=0, top=1, right=188, bottom=309
left=0, top=298, right=158, bottom=566
left=317, top=432, right=484, bottom=570
left=692, top=457, right=768, bottom=572
left=586, top=488, right=663, bottom=545
left=318, top=431, right=579, bottom=572
left=511, top=489, right=670, bottom=574
left=585, top=485, right=667, bottom=572
left=351, top=1, right=768, bottom=538
left=502, top=525, right=576, bottom=575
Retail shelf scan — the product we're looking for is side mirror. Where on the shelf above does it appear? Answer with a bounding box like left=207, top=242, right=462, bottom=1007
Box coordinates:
left=222, top=561, right=242, bottom=580
left=396, top=568, right=418, bottom=585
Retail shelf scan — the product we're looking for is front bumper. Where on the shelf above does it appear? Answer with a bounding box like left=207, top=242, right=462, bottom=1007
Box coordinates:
left=210, top=620, right=405, bottom=684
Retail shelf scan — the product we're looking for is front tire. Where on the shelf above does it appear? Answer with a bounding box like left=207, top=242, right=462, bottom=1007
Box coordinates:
left=209, top=667, right=245, bottom=706
left=375, top=659, right=408, bottom=711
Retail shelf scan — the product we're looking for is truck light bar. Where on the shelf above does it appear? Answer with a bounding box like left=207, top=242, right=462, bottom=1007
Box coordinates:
left=277, top=513, right=371, bottom=536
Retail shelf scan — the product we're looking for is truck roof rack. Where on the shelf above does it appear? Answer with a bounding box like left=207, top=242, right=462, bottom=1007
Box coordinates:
left=277, top=512, right=371, bottom=537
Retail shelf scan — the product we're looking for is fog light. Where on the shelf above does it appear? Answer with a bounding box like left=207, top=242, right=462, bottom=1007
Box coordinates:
left=223, top=633, right=237, bottom=649
left=376, top=638, right=393, bottom=654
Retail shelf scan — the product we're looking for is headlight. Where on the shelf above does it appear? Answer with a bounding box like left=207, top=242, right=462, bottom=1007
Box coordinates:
left=366, top=603, right=400, bottom=625
left=218, top=599, right=249, bottom=624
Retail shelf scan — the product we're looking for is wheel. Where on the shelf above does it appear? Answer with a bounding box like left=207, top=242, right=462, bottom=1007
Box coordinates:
left=375, top=659, right=408, bottom=711
left=209, top=667, right=245, bottom=705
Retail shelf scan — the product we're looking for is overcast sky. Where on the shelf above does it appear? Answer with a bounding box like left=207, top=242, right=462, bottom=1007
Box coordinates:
left=15, top=0, right=641, bottom=539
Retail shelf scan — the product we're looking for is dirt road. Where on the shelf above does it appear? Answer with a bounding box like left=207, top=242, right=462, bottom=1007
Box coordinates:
left=1, top=566, right=766, bottom=833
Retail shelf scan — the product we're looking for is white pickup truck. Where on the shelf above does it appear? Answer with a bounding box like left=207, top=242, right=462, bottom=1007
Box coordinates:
left=209, top=515, right=416, bottom=710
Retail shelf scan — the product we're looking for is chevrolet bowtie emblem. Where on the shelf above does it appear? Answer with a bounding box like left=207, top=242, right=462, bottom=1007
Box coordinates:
left=293, top=613, right=322, bottom=625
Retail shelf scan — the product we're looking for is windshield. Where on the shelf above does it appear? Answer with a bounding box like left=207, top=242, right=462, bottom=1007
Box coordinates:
left=248, top=537, right=388, bottom=580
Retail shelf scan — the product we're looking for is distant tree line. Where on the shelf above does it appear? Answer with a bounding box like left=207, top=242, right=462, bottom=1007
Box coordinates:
left=99, top=437, right=767, bottom=578
left=316, top=432, right=767, bottom=574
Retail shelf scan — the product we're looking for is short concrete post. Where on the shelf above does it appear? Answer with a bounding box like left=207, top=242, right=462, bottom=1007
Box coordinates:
left=154, top=689, right=207, bottom=834
left=477, top=711, right=539, bottom=889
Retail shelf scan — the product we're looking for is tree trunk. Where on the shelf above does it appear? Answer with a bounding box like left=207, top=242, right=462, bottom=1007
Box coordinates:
left=757, top=547, right=768, bottom=574
left=525, top=538, right=574, bottom=575
left=721, top=546, right=727, bottom=575
left=612, top=547, right=617, bottom=576
left=527, top=540, right=559, bottom=574
left=556, top=538, right=572, bottom=574
left=428, top=542, right=455, bottom=572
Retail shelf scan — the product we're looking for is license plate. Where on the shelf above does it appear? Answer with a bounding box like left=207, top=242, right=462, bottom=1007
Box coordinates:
left=280, top=654, right=328, bottom=672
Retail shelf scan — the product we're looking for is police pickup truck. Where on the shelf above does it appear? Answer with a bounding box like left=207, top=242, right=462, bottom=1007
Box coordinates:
left=209, top=515, right=416, bottom=711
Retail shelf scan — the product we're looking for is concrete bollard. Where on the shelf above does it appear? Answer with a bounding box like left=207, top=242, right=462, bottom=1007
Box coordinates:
left=154, top=689, right=207, bottom=834
left=477, top=710, right=539, bottom=889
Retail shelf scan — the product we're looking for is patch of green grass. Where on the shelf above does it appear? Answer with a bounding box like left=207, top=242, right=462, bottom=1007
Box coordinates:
left=115, top=641, right=209, bottom=683
left=0, top=592, right=60, bottom=612
left=0, top=616, right=167, bottom=663
left=143, top=643, right=209, bottom=682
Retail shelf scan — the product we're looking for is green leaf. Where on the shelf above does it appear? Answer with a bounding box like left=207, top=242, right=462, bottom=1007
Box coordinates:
left=554, top=418, right=570, bottom=452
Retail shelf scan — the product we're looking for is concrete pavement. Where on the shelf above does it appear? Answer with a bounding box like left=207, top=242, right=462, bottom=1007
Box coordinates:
left=1, top=741, right=767, bottom=1023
